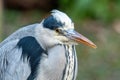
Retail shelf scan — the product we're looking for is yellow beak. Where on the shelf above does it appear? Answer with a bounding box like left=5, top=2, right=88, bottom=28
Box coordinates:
left=65, top=30, right=97, bottom=48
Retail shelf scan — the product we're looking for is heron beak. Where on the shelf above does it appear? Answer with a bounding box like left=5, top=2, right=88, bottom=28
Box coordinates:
left=65, top=30, right=97, bottom=48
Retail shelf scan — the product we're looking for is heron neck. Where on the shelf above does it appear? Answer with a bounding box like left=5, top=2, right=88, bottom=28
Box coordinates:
left=62, top=45, right=78, bottom=80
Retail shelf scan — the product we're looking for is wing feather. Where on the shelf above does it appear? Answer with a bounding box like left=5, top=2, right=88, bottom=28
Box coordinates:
left=0, top=39, right=31, bottom=80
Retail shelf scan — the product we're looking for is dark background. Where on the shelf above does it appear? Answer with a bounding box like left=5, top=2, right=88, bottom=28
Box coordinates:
left=0, top=0, right=120, bottom=80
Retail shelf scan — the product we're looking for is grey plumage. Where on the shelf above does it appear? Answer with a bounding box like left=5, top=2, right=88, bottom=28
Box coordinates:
left=0, top=10, right=96, bottom=80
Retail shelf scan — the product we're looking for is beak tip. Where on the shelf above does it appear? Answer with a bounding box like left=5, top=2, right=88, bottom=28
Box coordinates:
left=93, top=45, right=97, bottom=49
left=91, top=44, right=97, bottom=49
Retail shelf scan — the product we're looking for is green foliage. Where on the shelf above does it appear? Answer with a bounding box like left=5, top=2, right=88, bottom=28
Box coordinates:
left=76, top=29, right=120, bottom=80
left=59, top=0, right=120, bottom=23
left=0, top=8, right=2, bottom=41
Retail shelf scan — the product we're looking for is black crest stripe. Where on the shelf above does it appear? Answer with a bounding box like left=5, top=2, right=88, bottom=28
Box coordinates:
left=43, top=15, right=63, bottom=30
left=17, top=36, right=46, bottom=80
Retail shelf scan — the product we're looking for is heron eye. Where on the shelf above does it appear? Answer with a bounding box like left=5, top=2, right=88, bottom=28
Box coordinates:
left=55, top=29, right=59, bottom=33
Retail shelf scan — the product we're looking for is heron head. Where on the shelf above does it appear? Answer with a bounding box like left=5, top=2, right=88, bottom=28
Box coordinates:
left=43, top=10, right=97, bottom=48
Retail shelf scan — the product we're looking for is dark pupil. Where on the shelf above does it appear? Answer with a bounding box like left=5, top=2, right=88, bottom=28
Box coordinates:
left=55, top=29, right=59, bottom=32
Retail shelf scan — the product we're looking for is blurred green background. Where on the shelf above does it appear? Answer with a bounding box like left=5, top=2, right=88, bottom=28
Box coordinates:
left=1, top=0, right=120, bottom=80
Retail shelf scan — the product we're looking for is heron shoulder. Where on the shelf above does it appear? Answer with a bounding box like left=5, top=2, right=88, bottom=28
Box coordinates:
left=17, top=36, right=46, bottom=80
left=0, top=23, right=39, bottom=47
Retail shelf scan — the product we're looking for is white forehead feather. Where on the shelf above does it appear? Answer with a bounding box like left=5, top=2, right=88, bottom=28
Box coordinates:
left=51, top=10, right=74, bottom=29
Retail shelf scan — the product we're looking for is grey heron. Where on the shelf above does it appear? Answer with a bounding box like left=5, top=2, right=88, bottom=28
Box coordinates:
left=0, top=10, right=96, bottom=80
